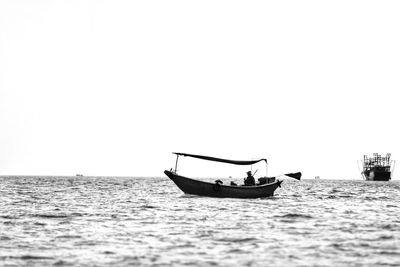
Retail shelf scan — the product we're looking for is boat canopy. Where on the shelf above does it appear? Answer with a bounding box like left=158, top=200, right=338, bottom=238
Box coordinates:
left=173, top=152, right=267, bottom=165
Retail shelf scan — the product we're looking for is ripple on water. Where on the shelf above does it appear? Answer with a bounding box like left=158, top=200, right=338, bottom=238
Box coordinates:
left=277, top=213, right=314, bottom=219
left=33, top=214, right=70, bottom=219
left=20, top=255, right=55, bottom=260
left=215, top=237, right=259, bottom=243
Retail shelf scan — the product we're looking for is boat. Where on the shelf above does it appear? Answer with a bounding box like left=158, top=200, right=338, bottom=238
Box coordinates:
left=360, top=153, right=395, bottom=181
left=164, top=152, right=301, bottom=198
left=76, top=174, right=84, bottom=177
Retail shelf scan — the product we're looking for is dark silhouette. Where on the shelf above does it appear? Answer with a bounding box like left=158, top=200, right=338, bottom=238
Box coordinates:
left=361, top=153, right=392, bottom=181
left=213, top=179, right=223, bottom=191
left=164, top=152, right=301, bottom=198
left=244, top=171, right=255, bottom=186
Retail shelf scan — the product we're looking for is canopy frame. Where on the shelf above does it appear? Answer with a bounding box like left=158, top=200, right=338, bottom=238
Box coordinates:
left=173, top=152, right=268, bottom=174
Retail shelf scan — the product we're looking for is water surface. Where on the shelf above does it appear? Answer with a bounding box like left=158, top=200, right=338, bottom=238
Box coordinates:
left=1, top=176, right=399, bottom=266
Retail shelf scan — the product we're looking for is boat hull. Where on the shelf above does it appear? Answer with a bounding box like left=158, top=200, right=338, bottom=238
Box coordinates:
left=363, top=170, right=391, bottom=181
left=164, top=170, right=281, bottom=198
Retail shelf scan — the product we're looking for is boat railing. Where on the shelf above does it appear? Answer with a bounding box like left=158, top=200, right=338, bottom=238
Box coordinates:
left=362, top=154, right=392, bottom=169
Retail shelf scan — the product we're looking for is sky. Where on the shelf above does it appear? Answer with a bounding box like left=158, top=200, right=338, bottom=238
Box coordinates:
left=1, top=1, right=399, bottom=179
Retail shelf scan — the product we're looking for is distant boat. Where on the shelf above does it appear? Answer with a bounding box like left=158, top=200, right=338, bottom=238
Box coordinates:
left=360, top=153, right=395, bottom=181
left=315, top=176, right=320, bottom=180
left=76, top=174, right=84, bottom=177
left=164, top=152, right=301, bottom=198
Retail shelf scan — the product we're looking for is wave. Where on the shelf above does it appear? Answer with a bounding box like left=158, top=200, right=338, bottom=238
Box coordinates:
left=33, top=214, right=70, bottom=219
left=56, top=235, right=82, bottom=239
left=216, top=237, right=258, bottom=243
left=16, top=255, right=54, bottom=260
left=277, top=213, right=313, bottom=219
left=0, top=215, right=18, bottom=219
left=140, top=204, right=158, bottom=209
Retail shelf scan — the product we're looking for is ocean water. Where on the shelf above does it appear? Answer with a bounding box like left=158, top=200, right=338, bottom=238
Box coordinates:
left=0, top=176, right=399, bottom=267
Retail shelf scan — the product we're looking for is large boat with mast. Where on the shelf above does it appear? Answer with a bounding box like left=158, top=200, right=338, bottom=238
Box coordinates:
left=360, top=153, right=395, bottom=181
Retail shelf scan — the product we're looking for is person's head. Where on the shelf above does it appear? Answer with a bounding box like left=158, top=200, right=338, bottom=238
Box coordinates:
left=247, top=171, right=252, bottom=176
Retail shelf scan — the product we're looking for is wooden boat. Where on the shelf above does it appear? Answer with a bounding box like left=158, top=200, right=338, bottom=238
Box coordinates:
left=164, top=170, right=282, bottom=198
left=164, top=152, right=301, bottom=198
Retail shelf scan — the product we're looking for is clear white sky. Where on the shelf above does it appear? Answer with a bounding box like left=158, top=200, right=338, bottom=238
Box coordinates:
left=1, top=1, right=399, bottom=179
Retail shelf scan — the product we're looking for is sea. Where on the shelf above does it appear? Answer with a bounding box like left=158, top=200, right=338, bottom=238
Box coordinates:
left=0, top=176, right=399, bottom=267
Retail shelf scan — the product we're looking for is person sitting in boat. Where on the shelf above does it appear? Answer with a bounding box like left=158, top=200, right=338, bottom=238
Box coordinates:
left=244, top=171, right=255, bottom=186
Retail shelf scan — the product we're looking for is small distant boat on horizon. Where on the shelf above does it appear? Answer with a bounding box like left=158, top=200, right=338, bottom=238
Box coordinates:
left=76, top=174, right=84, bottom=177
left=315, top=176, right=320, bottom=180
left=164, top=152, right=301, bottom=198
left=360, top=153, right=395, bottom=181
